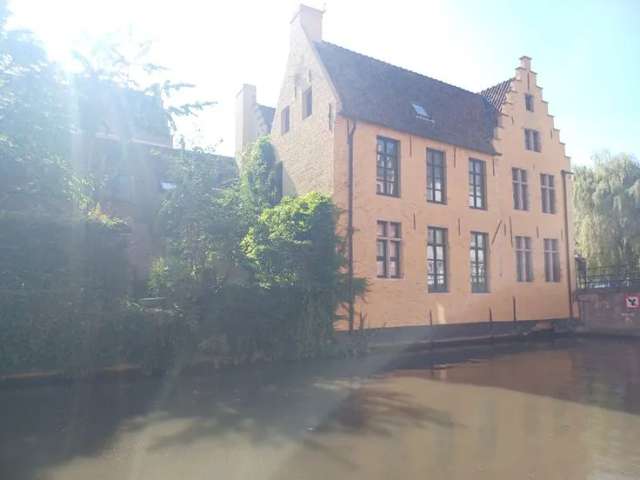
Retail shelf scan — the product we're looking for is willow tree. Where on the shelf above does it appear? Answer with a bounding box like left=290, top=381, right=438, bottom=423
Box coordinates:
left=574, top=151, right=640, bottom=268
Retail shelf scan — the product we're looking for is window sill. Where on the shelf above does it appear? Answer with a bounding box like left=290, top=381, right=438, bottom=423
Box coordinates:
left=376, top=192, right=401, bottom=198
left=427, top=200, right=447, bottom=205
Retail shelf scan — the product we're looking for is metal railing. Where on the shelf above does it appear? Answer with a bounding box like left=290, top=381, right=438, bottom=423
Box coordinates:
left=577, top=264, right=640, bottom=291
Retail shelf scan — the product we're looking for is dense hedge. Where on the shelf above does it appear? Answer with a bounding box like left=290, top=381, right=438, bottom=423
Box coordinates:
left=0, top=213, right=145, bottom=375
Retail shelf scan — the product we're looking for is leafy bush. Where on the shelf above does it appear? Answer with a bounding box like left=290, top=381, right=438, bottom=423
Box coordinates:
left=150, top=139, right=364, bottom=366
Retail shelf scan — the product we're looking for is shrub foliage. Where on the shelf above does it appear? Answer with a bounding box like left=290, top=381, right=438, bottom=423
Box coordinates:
left=1, top=0, right=359, bottom=374
left=150, top=138, right=360, bottom=365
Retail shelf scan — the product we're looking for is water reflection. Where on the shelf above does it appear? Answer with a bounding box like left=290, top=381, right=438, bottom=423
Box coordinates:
left=1, top=338, right=639, bottom=479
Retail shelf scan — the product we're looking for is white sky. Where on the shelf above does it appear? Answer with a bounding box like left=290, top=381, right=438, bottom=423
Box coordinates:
left=8, top=0, right=640, bottom=162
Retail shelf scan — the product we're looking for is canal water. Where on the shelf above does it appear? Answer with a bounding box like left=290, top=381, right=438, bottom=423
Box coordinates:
left=1, top=337, right=639, bottom=479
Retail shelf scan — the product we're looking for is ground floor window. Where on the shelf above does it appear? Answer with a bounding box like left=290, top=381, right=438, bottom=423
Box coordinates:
left=377, top=221, right=401, bottom=278
left=544, top=238, right=561, bottom=282
left=427, top=226, right=448, bottom=292
left=470, top=231, right=489, bottom=292
left=515, top=236, right=533, bottom=282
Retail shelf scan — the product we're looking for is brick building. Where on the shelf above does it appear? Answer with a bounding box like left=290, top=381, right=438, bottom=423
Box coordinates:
left=237, top=5, right=576, bottom=340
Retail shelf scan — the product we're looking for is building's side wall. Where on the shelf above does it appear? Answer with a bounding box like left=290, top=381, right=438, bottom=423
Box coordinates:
left=495, top=60, right=574, bottom=322
left=270, top=21, right=338, bottom=197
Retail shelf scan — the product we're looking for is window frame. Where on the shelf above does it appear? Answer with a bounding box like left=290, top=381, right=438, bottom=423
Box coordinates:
left=470, top=231, right=489, bottom=293
left=281, top=106, right=290, bottom=134
left=376, top=136, right=400, bottom=197
left=544, top=238, right=561, bottom=282
left=512, top=167, right=529, bottom=211
left=515, top=236, right=534, bottom=282
left=525, top=94, right=534, bottom=112
left=427, top=226, right=448, bottom=293
left=302, top=87, right=312, bottom=119
left=524, top=128, right=541, bottom=152
left=468, top=158, right=487, bottom=209
left=426, top=148, right=446, bottom=204
left=376, top=221, right=401, bottom=279
left=540, top=173, right=556, bottom=214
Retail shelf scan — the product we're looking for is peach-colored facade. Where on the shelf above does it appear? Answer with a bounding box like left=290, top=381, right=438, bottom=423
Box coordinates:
left=267, top=6, right=575, bottom=331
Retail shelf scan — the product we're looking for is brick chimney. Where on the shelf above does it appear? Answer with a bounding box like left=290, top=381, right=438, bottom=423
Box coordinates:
left=235, top=84, right=258, bottom=162
left=520, top=55, right=532, bottom=70
left=291, top=4, right=324, bottom=42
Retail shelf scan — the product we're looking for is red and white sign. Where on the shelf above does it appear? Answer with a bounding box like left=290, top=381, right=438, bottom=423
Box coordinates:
left=625, top=294, right=640, bottom=309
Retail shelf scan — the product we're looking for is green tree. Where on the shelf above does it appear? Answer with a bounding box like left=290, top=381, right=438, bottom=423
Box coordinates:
left=242, top=192, right=343, bottom=289
left=241, top=193, right=352, bottom=358
left=0, top=6, right=218, bottom=375
left=0, top=0, right=76, bottom=214
left=574, top=151, right=640, bottom=268
left=239, top=136, right=281, bottom=212
left=69, top=32, right=215, bottom=210
left=151, top=138, right=362, bottom=364
left=151, top=149, right=244, bottom=316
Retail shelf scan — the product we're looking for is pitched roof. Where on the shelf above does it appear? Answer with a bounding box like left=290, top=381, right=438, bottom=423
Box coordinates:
left=479, top=79, right=513, bottom=111
left=314, top=42, right=499, bottom=155
left=257, top=104, right=275, bottom=132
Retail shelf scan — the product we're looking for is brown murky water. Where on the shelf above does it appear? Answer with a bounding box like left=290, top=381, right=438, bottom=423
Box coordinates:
left=1, top=338, right=640, bottom=480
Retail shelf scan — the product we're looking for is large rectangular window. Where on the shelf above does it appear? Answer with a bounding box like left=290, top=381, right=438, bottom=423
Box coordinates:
left=376, top=137, right=400, bottom=197
left=302, top=87, right=312, bottom=118
left=515, top=236, right=533, bottom=282
left=512, top=168, right=529, bottom=211
left=469, top=158, right=487, bottom=209
left=427, top=226, right=448, bottom=292
left=544, top=238, right=561, bottom=282
left=376, top=221, right=401, bottom=278
left=470, top=232, right=489, bottom=293
left=540, top=173, right=556, bottom=214
left=524, top=128, right=541, bottom=152
left=426, top=148, right=446, bottom=204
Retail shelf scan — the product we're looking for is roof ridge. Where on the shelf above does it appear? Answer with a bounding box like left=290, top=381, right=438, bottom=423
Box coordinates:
left=318, top=41, right=483, bottom=99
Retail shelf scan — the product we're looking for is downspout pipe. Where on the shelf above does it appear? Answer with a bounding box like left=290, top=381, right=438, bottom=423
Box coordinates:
left=347, top=119, right=357, bottom=333
left=561, top=169, right=574, bottom=320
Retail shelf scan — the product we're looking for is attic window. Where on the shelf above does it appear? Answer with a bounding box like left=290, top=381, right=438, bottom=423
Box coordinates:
left=525, top=94, right=534, bottom=112
left=412, top=103, right=433, bottom=122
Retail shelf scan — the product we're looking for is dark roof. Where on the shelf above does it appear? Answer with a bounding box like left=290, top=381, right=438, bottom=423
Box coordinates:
left=479, top=79, right=513, bottom=111
left=314, top=42, right=499, bottom=155
left=257, top=104, right=275, bottom=131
